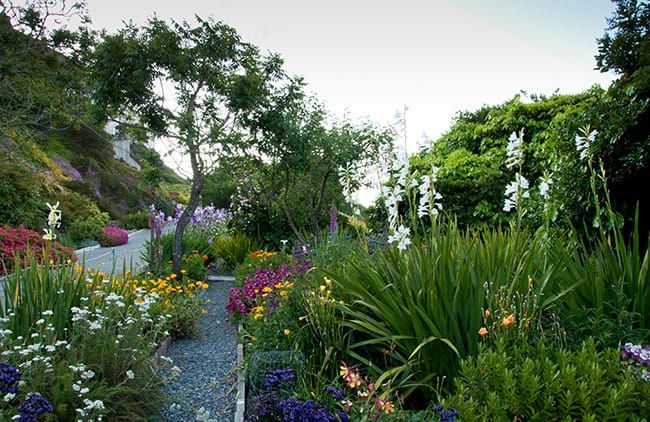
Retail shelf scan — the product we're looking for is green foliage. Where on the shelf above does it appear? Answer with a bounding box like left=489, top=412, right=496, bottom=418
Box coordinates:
left=120, top=210, right=150, bottom=230
left=67, top=206, right=109, bottom=242
left=145, top=231, right=212, bottom=271
left=556, top=213, right=650, bottom=346
left=212, top=233, right=260, bottom=271
left=0, top=157, right=46, bottom=229
left=181, top=252, right=208, bottom=281
left=596, top=0, right=650, bottom=77
left=201, top=166, right=236, bottom=209
left=450, top=339, right=650, bottom=420
left=330, top=222, right=583, bottom=400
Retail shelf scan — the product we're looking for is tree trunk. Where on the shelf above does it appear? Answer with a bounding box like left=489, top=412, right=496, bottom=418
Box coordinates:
left=172, top=149, right=203, bottom=276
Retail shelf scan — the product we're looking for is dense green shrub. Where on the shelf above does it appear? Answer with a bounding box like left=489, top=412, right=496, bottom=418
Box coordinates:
left=67, top=209, right=109, bottom=242
left=212, top=233, right=260, bottom=271
left=449, top=339, right=650, bottom=420
left=0, top=159, right=45, bottom=229
left=181, top=252, right=208, bottom=281
left=120, top=210, right=150, bottom=230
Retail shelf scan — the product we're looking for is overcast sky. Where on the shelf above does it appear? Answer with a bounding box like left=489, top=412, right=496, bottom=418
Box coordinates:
left=87, top=0, right=616, bottom=153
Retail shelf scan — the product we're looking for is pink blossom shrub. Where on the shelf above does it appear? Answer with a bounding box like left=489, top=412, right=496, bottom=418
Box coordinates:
left=98, top=225, right=129, bottom=247
left=0, top=225, right=76, bottom=274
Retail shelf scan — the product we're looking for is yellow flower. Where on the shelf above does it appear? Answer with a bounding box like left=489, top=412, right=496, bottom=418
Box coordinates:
left=262, top=287, right=273, bottom=293
left=324, top=277, right=332, bottom=286
left=169, top=273, right=177, bottom=279
left=180, top=269, right=187, bottom=274
left=319, top=285, right=326, bottom=293
left=253, top=313, right=263, bottom=320
left=201, top=309, right=208, bottom=315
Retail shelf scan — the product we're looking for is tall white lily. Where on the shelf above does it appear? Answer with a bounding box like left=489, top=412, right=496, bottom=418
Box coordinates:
left=43, top=201, right=62, bottom=240
left=575, top=129, right=598, bottom=161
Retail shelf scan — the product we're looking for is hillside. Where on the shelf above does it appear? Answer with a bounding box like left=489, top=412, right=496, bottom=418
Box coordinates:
left=0, top=9, right=188, bottom=243
left=0, top=124, right=187, bottom=238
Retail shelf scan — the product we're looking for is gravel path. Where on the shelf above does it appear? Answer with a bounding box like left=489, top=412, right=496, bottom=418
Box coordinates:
left=159, top=280, right=238, bottom=422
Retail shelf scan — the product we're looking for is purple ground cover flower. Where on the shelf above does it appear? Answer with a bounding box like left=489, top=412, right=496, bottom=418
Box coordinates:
left=262, top=368, right=296, bottom=390
left=277, top=397, right=347, bottom=422
left=226, top=260, right=311, bottom=317
left=325, top=386, right=344, bottom=400
left=17, top=392, right=54, bottom=420
left=0, top=362, right=20, bottom=394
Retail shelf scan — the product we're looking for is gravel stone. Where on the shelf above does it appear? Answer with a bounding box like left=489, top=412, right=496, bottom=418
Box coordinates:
left=159, top=280, right=237, bottom=421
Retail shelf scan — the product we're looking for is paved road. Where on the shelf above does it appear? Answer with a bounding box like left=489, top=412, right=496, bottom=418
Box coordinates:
left=76, top=226, right=174, bottom=275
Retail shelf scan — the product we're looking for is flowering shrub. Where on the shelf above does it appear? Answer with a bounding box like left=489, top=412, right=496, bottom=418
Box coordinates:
left=621, top=342, right=650, bottom=382
left=226, top=260, right=311, bottom=318
left=0, top=225, right=75, bottom=275
left=98, top=225, right=129, bottom=247
left=119, top=273, right=209, bottom=339
left=233, top=250, right=288, bottom=286
left=0, top=262, right=174, bottom=420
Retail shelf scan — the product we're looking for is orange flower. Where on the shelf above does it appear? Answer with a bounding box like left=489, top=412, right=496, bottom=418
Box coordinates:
left=484, top=309, right=491, bottom=319
left=202, top=254, right=209, bottom=261
left=501, top=314, right=516, bottom=328
left=528, top=277, right=534, bottom=287
left=478, top=327, right=488, bottom=337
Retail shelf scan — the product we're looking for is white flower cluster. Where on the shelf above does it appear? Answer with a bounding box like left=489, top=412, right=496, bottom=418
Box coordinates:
left=71, top=363, right=105, bottom=421
left=417, top=166, right=443, bottom=218
left=503, top=173, right=530, bottom=213
left=505, top=130, right=524, bottom=169
left=575, top=129, right=597, bottom=161
left=383, top=155, right=412, bottom=251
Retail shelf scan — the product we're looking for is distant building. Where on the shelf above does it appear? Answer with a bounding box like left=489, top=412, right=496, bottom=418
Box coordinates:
left=105, top=122, right=141, bottom=170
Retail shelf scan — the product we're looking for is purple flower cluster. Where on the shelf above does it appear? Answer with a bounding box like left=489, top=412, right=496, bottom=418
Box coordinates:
left=189, top=205, right=232, bottom=228
left=262, top=368, right=296, bottom=390
left=0, top=362, right=20, bottom=394
left=432, top=404, right=459, bottom=422
left=292, top=243, right=315, bottom=259
left=226, top=260, right=311, bottom=317
left=277, top=397, right=348, bottom=422
left=621, top=342, right=650, bottom=365
left=17, top=392, right=54, bottom=421
left=53, top=159, right=83, bottom=181
left=325, top=386, right=344, bottom=400
left=621, top=342, right=650, bottom=382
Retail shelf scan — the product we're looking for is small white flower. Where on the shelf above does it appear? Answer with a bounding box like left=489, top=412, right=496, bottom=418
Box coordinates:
left=35, top=319, right=45, bottom=326
left=126, top=370, right=134, bottom=380
left=41, top=310, right=54, bottom=316
left=42, top=228, right=56, bottom=240
left=81, top=370, right=95, bottom=380
left=4, top=392, right=16, bottom=402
